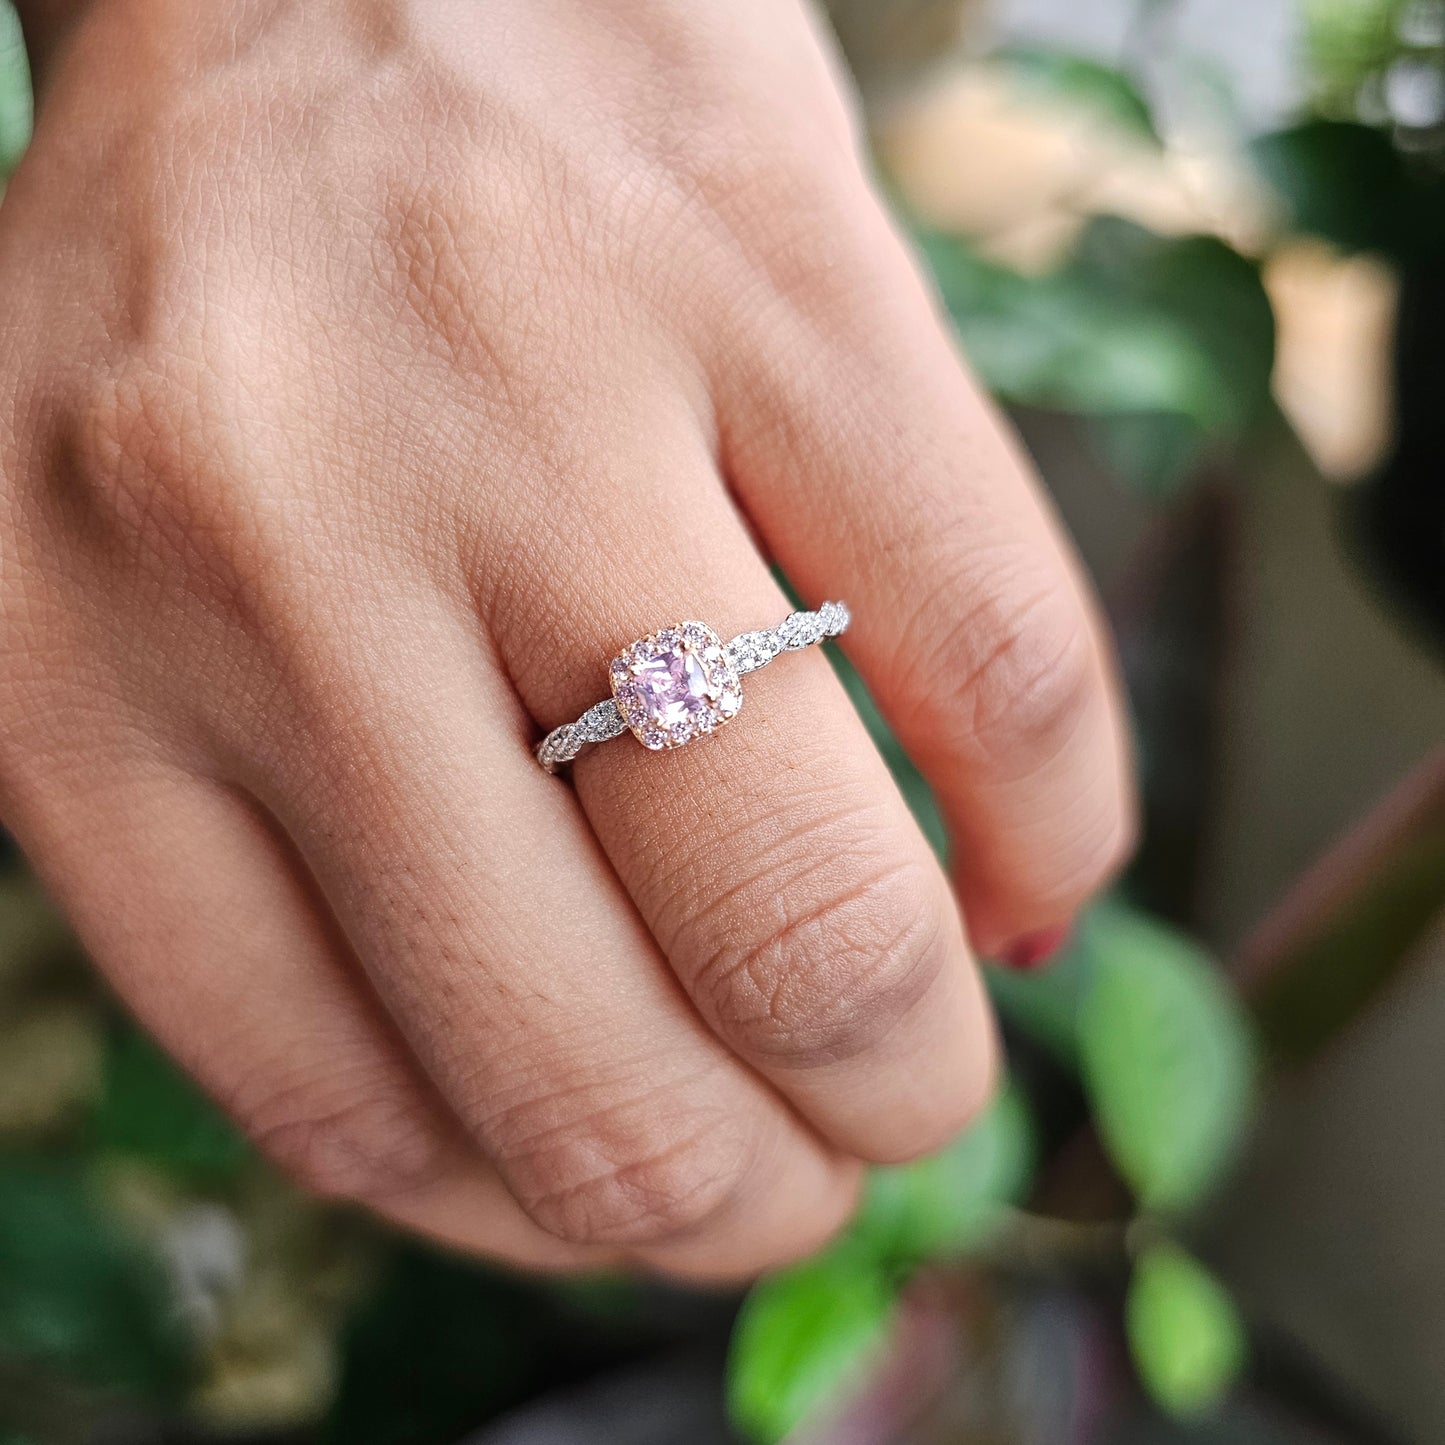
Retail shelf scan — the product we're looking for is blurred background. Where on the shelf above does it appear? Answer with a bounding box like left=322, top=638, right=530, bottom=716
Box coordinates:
left=1, top=0, right=1444, bottom=1441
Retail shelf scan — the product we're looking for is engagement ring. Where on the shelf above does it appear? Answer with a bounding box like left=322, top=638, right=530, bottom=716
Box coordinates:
left=536, top=601, right=850, bottom=772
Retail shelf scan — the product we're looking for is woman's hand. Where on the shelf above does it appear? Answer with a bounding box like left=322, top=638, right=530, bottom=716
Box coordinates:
left=0, top=0, right=1133, bottom=1278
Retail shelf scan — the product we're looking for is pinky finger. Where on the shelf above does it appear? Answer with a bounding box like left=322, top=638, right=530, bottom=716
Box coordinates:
left=5, top=754, right=612, bottom=1273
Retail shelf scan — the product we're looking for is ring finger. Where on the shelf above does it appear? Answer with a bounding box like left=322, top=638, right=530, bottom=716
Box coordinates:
left=497, top=416, right=997, bottom=1165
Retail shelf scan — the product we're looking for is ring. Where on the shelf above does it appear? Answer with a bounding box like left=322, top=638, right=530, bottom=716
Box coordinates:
left=536, top=601, right=851, bottom=772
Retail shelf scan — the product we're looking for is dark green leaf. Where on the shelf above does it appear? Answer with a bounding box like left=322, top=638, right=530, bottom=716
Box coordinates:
left=921, top=233, right=1228, bottom=423
left=1078, top=903, right=1255, bottom=1213
left=1072, top=219, right=1276, bottom=440
left=328, top=1243, right=554, bottom=1445
left=1085, top=412, right=1209, bottom=496
left=728, top=1248, right=895, bottom=1445
left=994, top=45, right=1160, bottom=143
left=1252, top=120, right=1444, bottom=261
left=852, top=1083, right=1035, bottom=1264
left=88, top=1026, right=251, bottom=1184
left=1127, top=1243, right=1246, bottom=1419
left=0, top=1157, right=192, bottom=1398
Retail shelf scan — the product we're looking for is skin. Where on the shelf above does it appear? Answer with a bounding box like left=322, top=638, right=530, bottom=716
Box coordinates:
left=0, top=0, right=1135, bottom=1280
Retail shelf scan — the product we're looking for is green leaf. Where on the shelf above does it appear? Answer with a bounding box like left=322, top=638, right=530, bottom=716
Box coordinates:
left=852, top=1083, right=1035, bottom=1264
left=921, top=234, right=1227, bottom=422
left=1127, top=1243, right=1246, bottom=1419
left=327, top=1242, right=555, bottom=1445
left=1251, top=120, right=1425, bottom=259
left=1072, top=220, right=1276, bottom=440
left=918, top=222, right=1274, bottom=494
left=994, top=45, right=1160, bottom=143
left=727, top=1249, right=895, bottom=1444
left=88, top=1025, right=251, bottom=1184
left=1078, top=903, right=1255, bottom=1213
left=0, top=1157, right=192, bottom=1398
left=0, top=2, right=31, bottom=181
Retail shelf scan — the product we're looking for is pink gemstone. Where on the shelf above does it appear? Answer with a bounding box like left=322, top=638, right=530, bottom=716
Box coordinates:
left=632, top=646, right=711, bottom=732
left=611, top=622, right=741, bottom=750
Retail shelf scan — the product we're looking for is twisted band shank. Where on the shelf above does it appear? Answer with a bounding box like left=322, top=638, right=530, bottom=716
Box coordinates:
left=536, top=601, right=850, bottom=772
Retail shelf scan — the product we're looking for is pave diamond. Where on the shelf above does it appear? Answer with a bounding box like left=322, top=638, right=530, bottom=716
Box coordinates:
left=777, top=610, right=824, bottom=650
left=726, top=630, right=781, bottom=675
left=610, top=620, right=742, bottom=752
left=578, top=700, right=626, bottom=743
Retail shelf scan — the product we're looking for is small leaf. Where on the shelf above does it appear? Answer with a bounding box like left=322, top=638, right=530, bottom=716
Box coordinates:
left=852, top=1084, right=1035, bottom=1264
left=727, top=1249, right=895, bottom=1444
left=1078, top=903, right=1255, bottom=1213
left=1127, top=1244, right=1246, bottom=1419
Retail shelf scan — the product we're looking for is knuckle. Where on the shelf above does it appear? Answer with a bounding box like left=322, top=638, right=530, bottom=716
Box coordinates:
left=487, top=1086, right=756, bottom=1248
left=66, top=361, right=239, bottom=569
left=379, top=174, right=499, bottom=375
left=243, top=1074, right=448, bottom=1205
left=643, top=1170, right=863, bottom=1284
left=924, top=556, right=1101, bottom=770
left=699, top=859, right=949, bottom=1068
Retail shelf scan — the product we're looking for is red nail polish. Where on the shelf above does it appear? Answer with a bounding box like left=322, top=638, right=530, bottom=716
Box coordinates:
left=999, top=924, right=1072, bottom=971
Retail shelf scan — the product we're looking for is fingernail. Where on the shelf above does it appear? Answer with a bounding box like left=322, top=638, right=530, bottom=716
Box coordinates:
left=998, top=923, right=1072, bottom=972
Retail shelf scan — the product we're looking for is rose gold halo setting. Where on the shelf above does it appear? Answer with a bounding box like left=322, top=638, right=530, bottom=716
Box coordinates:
left=534, top=601, right=849, bottom=773
left=609, top=620, right=743, bottom=751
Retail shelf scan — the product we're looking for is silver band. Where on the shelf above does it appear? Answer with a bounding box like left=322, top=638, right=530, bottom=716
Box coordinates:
left=536, top=601, right=850, bottom=772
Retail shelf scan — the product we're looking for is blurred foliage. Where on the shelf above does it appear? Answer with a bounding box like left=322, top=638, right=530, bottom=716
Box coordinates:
left=728, top=1247, right=896, bottom=1445
left=918, top=219, right=1276, bottom=494
left=852, top=1083, right=1035, bottom=1264
left=1253, top=119, right=1445, bottom=262
left=993, top=43, right=1164, bottom=142
left=0, top=1158, right=192, bottom=1401
left=0, top=2, right=28, bottom=178
left=1126, top=1243, right=1247, bottom=1421
left=87, top=1028, right=252, bottom=1186
left=1076, top=906, right=1255, bottom=1215
left=0, top=1, right=1441, bottom=1443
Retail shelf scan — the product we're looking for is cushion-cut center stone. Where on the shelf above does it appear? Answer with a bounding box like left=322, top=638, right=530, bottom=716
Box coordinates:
left=632, top=646, right=710, bottom=730
left=611, top=621, right=741, bottom=750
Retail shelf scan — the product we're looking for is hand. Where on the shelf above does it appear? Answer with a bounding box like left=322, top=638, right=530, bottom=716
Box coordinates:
left=0, top=0, right=1133, bottom=1278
